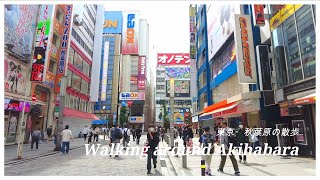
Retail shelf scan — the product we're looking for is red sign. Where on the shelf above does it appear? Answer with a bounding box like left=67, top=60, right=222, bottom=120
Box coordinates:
left=130, top=76, right=137, bottom=84
left=253, top=5, right=265, bottom=26
left=294, top=96, right=316, bottom=105
left=138, top=56, right=146, bottom=90
left=127, top=101, right=133, bottom=107
left=239, top=17, right=253, bottom=78
left=157, top=53, right=190, bottom=65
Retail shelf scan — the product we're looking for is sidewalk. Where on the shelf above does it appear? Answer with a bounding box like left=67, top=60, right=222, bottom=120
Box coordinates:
left=163, top=138, right=316, bottom=176
left=4, top=135, right=100, bottom=163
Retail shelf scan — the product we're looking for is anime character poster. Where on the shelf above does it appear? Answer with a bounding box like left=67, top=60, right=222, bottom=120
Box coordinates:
left=4, top=56, right=27, bottom=95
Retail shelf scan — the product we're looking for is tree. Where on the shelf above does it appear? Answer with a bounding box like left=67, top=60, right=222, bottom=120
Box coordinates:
left=120, top=106, right=127, bottom=126
left=185, top=112, right=192, bottom=125
left=162, top=103, right=170, bottom=130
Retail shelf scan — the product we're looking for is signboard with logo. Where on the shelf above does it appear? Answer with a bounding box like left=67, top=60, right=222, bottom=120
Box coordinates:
left=234, top=14, right=257, bottom=84
left=138, top=56, right=146, bottom=90
left=270, top=4, right=303, bottom=31
left=122, top=11, right=139, bottom=55
left=119, top=92, right=145, bottom=101
left=101, top=41, right=110, bottom=101
left=157, top=53, right=190, bottom=66
left=252, top=5, right=265, bottom=26
left=30, top=5, right=54, bottom=82
left=103, top=11, right=122, bottom=34
left=129, top=116, right=145, bottom=123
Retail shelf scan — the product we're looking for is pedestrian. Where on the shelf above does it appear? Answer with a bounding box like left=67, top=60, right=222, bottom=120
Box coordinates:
left=31, top=128, right=41, bottom=150
left=199, top=126, right=216, bottom=176
left=61, top=125, right=73, bottom=154
left=109, top=124, right=122, bottom=157
left=88, top=127, right=93, bottom=144
left=217, top=121, right=240, bottom=176
left=251, top=126, right=260, bottom=149
left=236, top=123, right=249, bottom=164
left=131, top=127, right=136, bottom=141
left=186, top=125, right=194, bottom=151
left=147, top=124, right=160, bottom=174
left=136, top=126, right=142, bottom=145
left=46, top=125, right=53, bottom=143
left=160, top=128, right=165, bottom=142
left=82, top=125, right=89, bottom=141
left=178, top=127, right=182, bottom=139
left=122, top=124, right=130, bottom=150
left=182, top=127, right=188, bottom=147
left=94, top=126, right=100, bottom=142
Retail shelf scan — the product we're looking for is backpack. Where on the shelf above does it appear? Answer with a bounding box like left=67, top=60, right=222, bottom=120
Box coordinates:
left=123, top=129, right=129, bottom=139
left=115, top=128, right=123, bottom=139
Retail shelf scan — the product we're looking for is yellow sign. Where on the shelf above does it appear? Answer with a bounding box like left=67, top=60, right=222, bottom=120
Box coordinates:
left=103, top=20, right=118, bottom=28
left=270, top=4, right=304, bottom=31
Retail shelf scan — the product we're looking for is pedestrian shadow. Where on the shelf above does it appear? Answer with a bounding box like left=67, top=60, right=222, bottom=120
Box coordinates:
left=242, top=162, right=266, bottom=167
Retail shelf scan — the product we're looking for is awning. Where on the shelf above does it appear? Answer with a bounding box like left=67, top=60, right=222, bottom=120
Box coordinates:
left=200, top=101, right=241, bottom=117
left=198, top=114, right=212, bottom=121
left=203, top=100, right=232, bottom=113
left=92, top=120, right=108, bottom=125
left=64, top=108, right=99, bottom=120
left=294, top=93, right=316, bottom=105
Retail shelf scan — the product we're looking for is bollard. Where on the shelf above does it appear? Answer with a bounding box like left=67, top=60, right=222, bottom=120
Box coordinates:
left=174, top=142, right=178, bottom=157
left=201, top=160, right=206, bottom=176
left=182, top=154, right=187, bottom=168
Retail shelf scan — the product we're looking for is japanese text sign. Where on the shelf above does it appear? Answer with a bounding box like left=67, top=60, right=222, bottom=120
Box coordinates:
left=157, top=53, right=190, bottom=66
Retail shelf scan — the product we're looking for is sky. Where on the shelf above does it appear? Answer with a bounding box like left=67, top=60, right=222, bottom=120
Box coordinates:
left=104, top=1, right=191, bottom=79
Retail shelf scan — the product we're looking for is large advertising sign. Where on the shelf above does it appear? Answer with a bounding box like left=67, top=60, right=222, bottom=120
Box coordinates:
left=157, top=53, right=190, bottom=66
left=4, top=99, right=31, bottom=112
left=4, top=54, right=27, bottom=95
left=234, top=14, right=257, bottom=84
left=166, top=80, right=190, bottom=97
left=101, top=41, right=110, bottom=101
left=165, top=67, right=191, bottom=80
left=30, top=5, right=54, bottom=82
left=190, top=5, right=197, bottom=100
left=122, top=11, right=139, bottom=54
left=119, top=92, right=145, bottom=101
left=207, top=4, right=240, bottom=60
left=138, top=56, right=146, bottom=90
left=168, top=108, right=191, bottom=124
left=270, top=4, right=303, bottom=31
left=103, top=11, right=122, bottom=34
left=211, top=42, right=236, bottom=79
left=4, top=5, right=39, bottom=57
left=55, top=5, right=73, bottom=92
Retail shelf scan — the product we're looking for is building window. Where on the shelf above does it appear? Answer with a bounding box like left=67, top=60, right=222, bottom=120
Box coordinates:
left=67, top=69, right=72, bottom=86
left=56, top=8, right=64, bottom=23
left=48, top=58, right=57, bottom=75
left=295, top=5, right=316, bottom=78
left=52, top=33, right=60, bottom=49
left=81, top=79, right=89, bottom=94
left=68, top=47, right=75, bottom=65
left=83, top=61, right=90, bottom=77
left=71, top=73, right=81, bottom=91
left=74, top=52, right=83, bottom=71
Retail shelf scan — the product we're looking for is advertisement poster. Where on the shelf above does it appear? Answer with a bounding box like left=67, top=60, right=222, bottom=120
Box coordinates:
left=157, top=53, right=190, bottom=66
left=138, top=56, right=146, bottom=90
left=211, top=42, right=236, bottom=79
left=168, top=108, right=190, bottom=124
left=103, top=11, right=123, bottom=34
left=4, top=5, right=39, bottom=57
left=101, top=41, right=110, bottom=101
left=165, top=67, right=191, bottom=80
left=30, top=5, right=53, bottom=82
left=122, top=11, right=140, bottom=54
left=253, top=5, right=265, bottom=26
left=207, top=4, right=240, bottom=60
left=4, top=56, right=27, bottom=95
left=166, top=80, right=190, bottom=97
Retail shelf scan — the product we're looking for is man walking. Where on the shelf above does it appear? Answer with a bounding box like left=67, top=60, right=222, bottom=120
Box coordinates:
left=199, top=126, right=216, bottom=176
left=31, top=128, right=41, bottom=150
left=46, top=125, right=53, bottom=143
left=131, top=127, right=136, bottom=141
left=61, top=125, right=73, bottom=154
left=94, top=126, right=100, bottom=142
left=236, top=123, right=249, bottom=163
left=83, top=125, right=89, bottom=141
left=109, top=124, right=122, bottom=157
left=147, top=124, right=160, bottom=174
left=122, top=124, right=130, bottom=150
left=217, top=121, right=240, bottom=176
left=136, top=126, right=142, bottom=145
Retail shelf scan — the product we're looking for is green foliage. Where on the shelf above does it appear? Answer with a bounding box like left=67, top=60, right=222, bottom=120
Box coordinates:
left=162, top=103, right=170, bottom=129
left=120, top=106, right=127, bottom=126
left=185, top=112, right=192, bottom=125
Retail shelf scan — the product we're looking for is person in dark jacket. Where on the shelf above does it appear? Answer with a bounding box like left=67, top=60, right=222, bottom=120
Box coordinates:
left=236, top=123, right=249, bottom=163
left=135, top=127, right=142, bottom=145
left=146, top=124, right=160, bottom=174
left=182, top=127, right=188, bottom=147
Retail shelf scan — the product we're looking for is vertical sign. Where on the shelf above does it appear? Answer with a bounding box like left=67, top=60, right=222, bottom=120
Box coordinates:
left=101, top=41, right=110, bottom=101
left=55, top=4, right=73, bottom=93
left=252, top=5, right=265, bottom=26
left=30, top=5, right=53, bottom=82
left=256, top=45, right=272, bottom=90
left=234, top=14, right=257, bottom=84
left=189, top=5, right=197, bottom=100
left=122, top=11, right=140, bottom=55
left=138, top=56, right=146, bottom=90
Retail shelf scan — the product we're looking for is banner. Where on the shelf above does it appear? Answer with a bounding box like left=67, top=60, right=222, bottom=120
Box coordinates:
left=253, top=5, right=265, bottom=26
left=103, top=11, right=122, bottom=34
left=30, top=5, right=53, bottom=82
left=165, top=67, right=190, bottom=80
left=138, top=56, right=146, bottom=90
left=122, top=11, right=139, bottom=54
left=4, top=55, right=27, bottom=95
left=234, top=14, right=257, bottom=84
left=168, top=108, right=190, bottom=124
left=157, top=53, right=190, bottom=65
left=119, top=92, right=145, bottom=101
left=101, top=41, right=110, bottom=101
left=4, top=5, right=39, bottom=57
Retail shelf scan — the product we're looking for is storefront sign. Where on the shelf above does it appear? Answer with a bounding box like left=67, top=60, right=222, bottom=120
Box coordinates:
left=119, top=92, right=145, bottom=101
left=234, top=14, right=257, bottom=84
left=122, top=11, right=139, bottom=55
left=30, top=5, right=53, bottom=82
left=252, top=5, right=265, bottom=26
left=213, top=99, right=260, bottom=117
left=130, top=116, right=145, bottom=123
left=270, top=4, right=303, bottom=31
left=157, top=53, right=190, bottom=65
left=138, top=56, right=146, bottom=90
left=283, top=78, right=315, bottom=95
left=103, top=11, right=122, bottom=34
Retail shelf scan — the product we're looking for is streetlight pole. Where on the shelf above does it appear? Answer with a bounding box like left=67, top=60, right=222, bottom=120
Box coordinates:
left=169, top=78, right=175, bottom=149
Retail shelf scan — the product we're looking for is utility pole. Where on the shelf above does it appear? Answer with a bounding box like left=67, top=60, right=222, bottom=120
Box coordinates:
left=17, top=5, right=41, bottom=159
left=169, top=78, right=175, bottom=149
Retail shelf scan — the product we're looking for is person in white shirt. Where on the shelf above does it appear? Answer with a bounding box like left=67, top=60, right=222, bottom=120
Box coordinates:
left=122, top=124, right=130, bottom=150
left=61, top=125, right=73, bottom=154
left=82, top=125, right=89, bottom=141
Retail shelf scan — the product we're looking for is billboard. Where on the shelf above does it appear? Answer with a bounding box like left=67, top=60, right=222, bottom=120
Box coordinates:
left=119, top=92, right=145, bottom=101
left=234, top=14, right=257, bottom=84
left=166, top=80, right=190, bottom=97
left=168, top=108, right=191, bottom=124
left=4, top=54, right=27, bottom=95
left=103, top=11, right=122, bottom=34
left=252, top=5, right=265, bottom=26
left=129, top=116, right=145, bottom=123
left=122, top=11, right=139, bottom=54
left=157, top=53, right=190, bottom=66
left=138, top=56, right=146, bottom=90
left=30, top=5, right=54, bottom=82
left=165, top=67, right=190, bottom=80
left=211, top=42, right=236, bottom=79
left=207, top=4, right=240, bottom=60
left=4, top=5, right=39, bottom=57
left=101, top=41, right=110, bottom=101
left=4, top=99, right=31, bottom=112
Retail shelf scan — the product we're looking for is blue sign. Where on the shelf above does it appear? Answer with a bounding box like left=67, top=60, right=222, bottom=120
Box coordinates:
left=103, top=11, right=122, bottom=34
left=121, top=101, right=127, bottom=107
